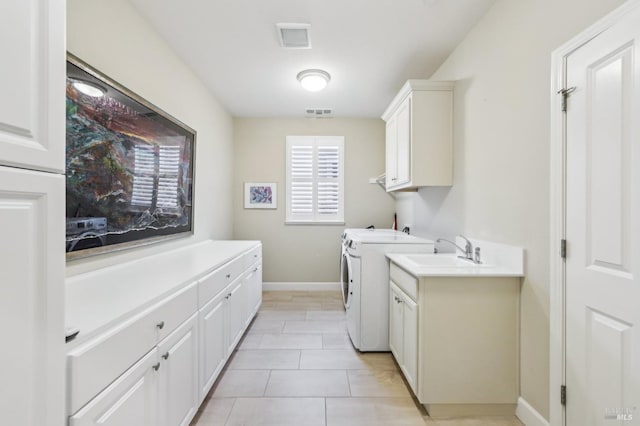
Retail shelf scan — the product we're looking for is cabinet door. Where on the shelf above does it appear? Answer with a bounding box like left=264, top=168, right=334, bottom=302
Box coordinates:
left=0, top=166, right=64, bottom=426
left=227, top=280, right=248, bottom=353
left=401, top=293, right=419, bottom=394
left=158, top=314, right=199, bottom=426
left=395, top=96, right=412, bottom=186
left=389, top=283, right=404, bottom=363
left=69, top=349, right=159, bottom=426
left=385, top=114, right=398, bottom=188
left=0, top=0, right=64, bottom=173
left=199, top=292, right=227, bottom=401
left=245, top=264, right=262, bottom=322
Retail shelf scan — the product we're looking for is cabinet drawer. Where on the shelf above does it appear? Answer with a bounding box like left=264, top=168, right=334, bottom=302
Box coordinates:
left=67, top=309, right=159, bottom=414
left=390, top=263, right=418, bottom=301
left=243, top=245, right=262, bottom=269
left=154, top=282, right=198, bottom=341
left=198, top=256, right=244, bottom=307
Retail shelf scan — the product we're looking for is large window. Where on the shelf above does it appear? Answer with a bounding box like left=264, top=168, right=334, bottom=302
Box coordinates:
left=286, top=136, right=344, bottom=224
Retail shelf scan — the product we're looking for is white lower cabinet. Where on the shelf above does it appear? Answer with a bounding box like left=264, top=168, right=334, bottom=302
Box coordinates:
left=69, top=349, right=159, bottom=426
left=198, top=257, right=262, bottom=401
left=69, top=314, right=198, bottom=426
left=198, top=278, right=246, bottom=401
left=389, top=282, right=418, bottom=394
left=246, top=264, right=263, bottom=323
left=158, top=314, right=199, bottom=426
left=198, top=291, right=227, bottom=401
left=66, top=242, right=262, bottom=426
left=227, top=279, right=248, bottom=354
left=388, top=262, right=519, bottom=418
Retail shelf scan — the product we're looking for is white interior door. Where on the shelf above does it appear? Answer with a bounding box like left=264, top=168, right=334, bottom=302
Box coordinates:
left=565, top=6, right=640, bottom=424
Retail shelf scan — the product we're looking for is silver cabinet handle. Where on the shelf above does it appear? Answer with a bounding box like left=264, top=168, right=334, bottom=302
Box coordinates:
left=152, top=362, right=160, bottom=371
left=156, top=321, right=165, bottom=330
left=162, top=352, right=170, bottom=360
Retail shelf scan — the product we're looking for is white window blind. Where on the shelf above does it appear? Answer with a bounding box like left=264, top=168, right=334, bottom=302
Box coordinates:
left=286, top=136, right=344, bottom=224
left=131, top=144, right=181, bottom=213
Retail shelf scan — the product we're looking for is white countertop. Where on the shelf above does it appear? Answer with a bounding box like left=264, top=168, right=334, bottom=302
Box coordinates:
left=387, top=253, right=523, bottom=277
left=66, top=239, right=260, bottom=345
left=386, top=237, right=524, bottom=278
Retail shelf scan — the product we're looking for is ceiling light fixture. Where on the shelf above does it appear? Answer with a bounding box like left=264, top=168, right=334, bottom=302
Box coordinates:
left=71, top=79, right=106, bottom=98
left=297, top=69, right=331, bottom=92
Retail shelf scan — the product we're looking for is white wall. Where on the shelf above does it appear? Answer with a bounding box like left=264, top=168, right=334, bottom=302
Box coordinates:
left=395, top=0, right=625, bottom=419
left=233, top=118, right=394, bottom=283
left=66, top=0, right=234, bottom=276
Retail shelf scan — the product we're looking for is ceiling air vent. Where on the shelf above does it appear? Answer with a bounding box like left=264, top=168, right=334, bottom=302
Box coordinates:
left=276, top=23, right=311, bottom=49
left=305, top=108, right=333, bottom=118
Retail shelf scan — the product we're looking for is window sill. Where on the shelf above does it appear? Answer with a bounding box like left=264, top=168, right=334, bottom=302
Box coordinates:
left=285, top=221, right=345, bottom=226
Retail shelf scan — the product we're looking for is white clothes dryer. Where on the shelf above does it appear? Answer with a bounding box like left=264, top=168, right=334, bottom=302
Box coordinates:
left=341, top=229, right=433, bottom=351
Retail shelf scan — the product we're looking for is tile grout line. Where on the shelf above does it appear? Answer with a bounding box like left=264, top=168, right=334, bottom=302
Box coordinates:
left=222, top=397, right=238, bottom=426
left=262, top=369, right=272, bottom=397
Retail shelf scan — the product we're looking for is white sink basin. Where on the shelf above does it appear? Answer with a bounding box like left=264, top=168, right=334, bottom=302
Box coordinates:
left=404, top=254, right=492, bottom=268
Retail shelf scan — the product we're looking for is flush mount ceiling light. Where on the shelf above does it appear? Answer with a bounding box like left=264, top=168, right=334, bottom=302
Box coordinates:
left=71, top=79, right=106, bottom=97
left=297, top=69, right=331, bottom=92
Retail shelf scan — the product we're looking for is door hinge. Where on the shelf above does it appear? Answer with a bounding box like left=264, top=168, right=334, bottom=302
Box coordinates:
left=558, top=87, right=576, bottom=112
left=560, top=239, right=567, bottom=259
left=561, top=385, right=567, bottom=405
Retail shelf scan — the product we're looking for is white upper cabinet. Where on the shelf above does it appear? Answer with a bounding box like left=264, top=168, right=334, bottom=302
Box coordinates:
left=382, top=80, right=454, bottom=191
left=0, top=0, right=65, bottom=173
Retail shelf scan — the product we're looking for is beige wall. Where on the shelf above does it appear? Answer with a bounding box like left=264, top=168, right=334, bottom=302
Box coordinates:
left=395, top=0, right=624, bottom=418
left=233, top=118, right=394, bottom=283
left=66, top=0, right=234, bottom=276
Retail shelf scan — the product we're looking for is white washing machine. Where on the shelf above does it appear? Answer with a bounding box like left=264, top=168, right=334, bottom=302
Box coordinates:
left=340, top=229, right=433, bottom=351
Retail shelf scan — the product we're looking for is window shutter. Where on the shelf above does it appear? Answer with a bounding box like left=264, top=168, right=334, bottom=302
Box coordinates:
left=317, top=145, right=340, bottom=215
left=290, top=145, right=313, bottom=215
left=131, top=145, right=155, bottom=207
left=157, top=146, right=180, bottom=211
left=286, top=136, right=344, bottom=223
left=131, top=144, right=181, bottom=212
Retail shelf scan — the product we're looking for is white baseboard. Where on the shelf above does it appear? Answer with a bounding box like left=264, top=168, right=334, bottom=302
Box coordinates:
left=516, top=397, right=549, bottom=426
left=263, top=282, right=341, bottom=291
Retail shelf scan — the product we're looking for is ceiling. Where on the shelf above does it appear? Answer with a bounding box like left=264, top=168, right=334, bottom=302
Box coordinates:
left=128, top=0, right=496, bottom=118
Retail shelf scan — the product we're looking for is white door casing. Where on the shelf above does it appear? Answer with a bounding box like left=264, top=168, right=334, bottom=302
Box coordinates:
left=550, top=2, right=640, bottom=425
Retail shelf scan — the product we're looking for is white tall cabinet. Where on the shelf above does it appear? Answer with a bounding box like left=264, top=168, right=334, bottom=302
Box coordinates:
left=0, top=1, right=66, bottom=426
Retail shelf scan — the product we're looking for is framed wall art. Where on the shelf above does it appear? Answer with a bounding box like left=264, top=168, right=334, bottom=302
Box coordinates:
left=244, top=182, right=277, bottom=209
left=65, top=53, right=196, bottom=259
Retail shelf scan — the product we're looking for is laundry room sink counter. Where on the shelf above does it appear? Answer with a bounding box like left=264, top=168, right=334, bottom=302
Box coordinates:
left=386, top=253, right=523, bottom=277
left=385, top=238, right=523, bottom=418
left=386, top=237, right=524, bottom=278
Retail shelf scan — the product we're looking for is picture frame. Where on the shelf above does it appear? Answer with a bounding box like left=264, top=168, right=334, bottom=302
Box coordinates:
left=244, top=182, right=277, bottom=209
left=65, top=53, right=196, bottom=260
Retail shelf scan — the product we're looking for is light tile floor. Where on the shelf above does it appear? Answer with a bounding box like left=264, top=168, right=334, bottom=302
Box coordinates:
left=191, top=290, right=524, bottom=426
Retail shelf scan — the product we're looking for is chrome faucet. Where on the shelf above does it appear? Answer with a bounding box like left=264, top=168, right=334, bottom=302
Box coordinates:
left=436, top=235, right=479, bottom=263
